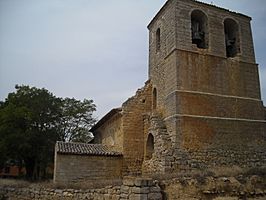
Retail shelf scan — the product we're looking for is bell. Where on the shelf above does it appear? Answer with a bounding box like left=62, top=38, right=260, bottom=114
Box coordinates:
left=226, top=38, right=235, bottom=47
left=192, top=31, right=203, bottom=41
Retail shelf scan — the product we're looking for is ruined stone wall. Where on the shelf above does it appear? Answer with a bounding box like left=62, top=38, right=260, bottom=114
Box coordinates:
left=91, top=82, right=153, bottom=176
left=161, top=175, right=266, bottom=200
left=142, top=114, right=174, bottom=175
left=0, top=177, right=162, bottom=200
left=54, top=154, right=122, bottom=184
left=1, top=175, right=265, bottom=200
left=93, top=113, right=123, bottom=152
left=121, top=81, right=152, bottom=175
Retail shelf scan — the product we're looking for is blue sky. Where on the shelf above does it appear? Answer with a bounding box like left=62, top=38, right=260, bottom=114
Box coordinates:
left=0, top=0, right=265, bottom=118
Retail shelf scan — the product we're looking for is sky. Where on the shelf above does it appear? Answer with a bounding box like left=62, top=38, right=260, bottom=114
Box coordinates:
left=0, top=0, right=265, bottom=119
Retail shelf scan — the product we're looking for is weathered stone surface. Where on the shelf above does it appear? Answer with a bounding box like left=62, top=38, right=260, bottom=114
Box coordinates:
left=149, top=187, right=161, bottom=193
left=132, top=187, right=149, bottom=194
left=123, top=177, right=136, bottom=186
left=121, top=185, right=130, bottom=193
left=3, top=175, right=266, bottom=199
left=135, top=178, right=146, bottom=187
left=0, top=177, right=160, bottom=200
left=148, top=192, right=162, bottom=200
left=54, top=154, right=123, bottom=183
left=129, top=193, right=148, bottom=200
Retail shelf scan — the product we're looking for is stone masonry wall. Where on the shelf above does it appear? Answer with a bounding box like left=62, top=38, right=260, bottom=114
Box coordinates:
left=121, top=81, right=152, bottom=176
left=148, top=0, right=256, bottom=63
left=176, top=50, right=261, bottom=100
left=163, top=50, right=263, bottom=122
left=54, top=154, right=122, bottom=184
left=142, top=112, right=266, bottom=175
left=0, top=177, right=162, bottom=200
left=174, top=0, right=255, bottom=63
left=173, top=91, right=264, bottom=119
left=148, top=0, right=258, bottom=116
left=148, top=0, right=260, bottom=117
left=172, top=116, right=266, bottom=171
left=146, top=0, right=266, bottom=175
left=161, top=175, right=266, bottom=200
left=142, top=114, right=174, bottom=175
left=93, top=113, right=123, bottom=152
left=1, top=176, right=265, bottom=200
left=148, top=0, right=176, bottom=113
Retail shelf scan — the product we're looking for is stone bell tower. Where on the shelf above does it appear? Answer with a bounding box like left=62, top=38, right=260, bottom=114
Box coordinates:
left=145, top=0, right=266, bottom=173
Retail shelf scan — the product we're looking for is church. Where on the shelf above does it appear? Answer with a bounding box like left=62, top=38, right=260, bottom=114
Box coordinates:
left=54, top=0, right=266, bottom=184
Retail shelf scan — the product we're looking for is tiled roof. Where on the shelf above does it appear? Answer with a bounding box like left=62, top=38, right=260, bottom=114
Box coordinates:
left=56, top=141, right=122, bottom=156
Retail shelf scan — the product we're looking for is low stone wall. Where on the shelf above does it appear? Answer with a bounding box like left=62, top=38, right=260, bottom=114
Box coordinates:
left=161, top=175, right=266, bottom=200
left=54, top=154, right=123, bottom=183
left=1, top=175, right=265, bottom=200
left=121, top=177, right=161, bottom=200
left=1, top=186, right=120, bottom=200
left=0, top=177, right=162, bottom=200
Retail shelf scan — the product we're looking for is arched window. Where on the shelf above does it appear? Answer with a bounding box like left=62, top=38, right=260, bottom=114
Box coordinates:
left=153, top=88, right=157, bottom=110
left=191, top=10, right=208, bottom=49
left=156, top=28, right=161, bottom=52
left=224, top=18, right=240, bottom=58
left=145, top=133, right=154, bottom=160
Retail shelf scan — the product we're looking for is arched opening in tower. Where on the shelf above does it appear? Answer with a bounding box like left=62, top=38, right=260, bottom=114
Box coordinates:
left=145, top=133, right=155, bottom=160
left=191, top=10, right=208, bottom=49
left=224, top=18, right=240, bottom=58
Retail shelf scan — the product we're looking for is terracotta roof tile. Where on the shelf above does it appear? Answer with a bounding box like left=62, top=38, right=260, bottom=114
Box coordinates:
left=56, top=141, right=122, bottom=156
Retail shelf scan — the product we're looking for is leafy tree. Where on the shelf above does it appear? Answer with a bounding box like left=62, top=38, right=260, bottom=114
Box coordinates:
left=58, top=98, right=96, bottom=142
left=0, top=85, right=96, bottom=180
left=0, top=85, right=61, bottom=179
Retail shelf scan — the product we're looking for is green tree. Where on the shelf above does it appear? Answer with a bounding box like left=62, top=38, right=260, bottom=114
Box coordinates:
left=0, top=85, right=97, bottom=180
left=0, top=85, right=62, bottom=179
left=59, top=98, right=96, bottom=142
